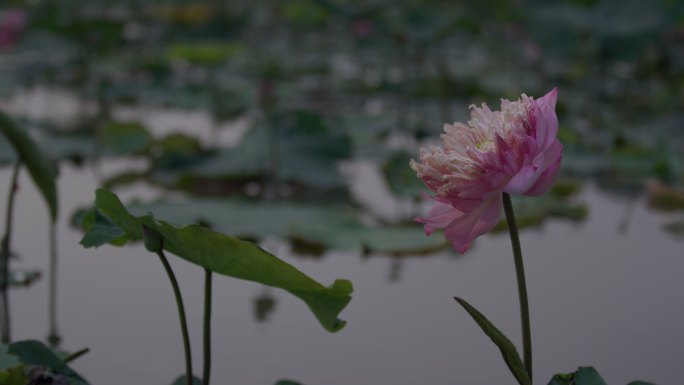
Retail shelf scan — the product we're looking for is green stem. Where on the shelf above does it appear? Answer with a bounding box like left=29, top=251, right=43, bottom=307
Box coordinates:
left=157, top=249, right=193, bottom=385
left=202, top=268, right=212, bottom=385
left=502, top=192, right=532, bottom=383
left=64, top=347, right=90, bottom=364
left=0, top=162, right=20, bottom=344
left=48, top=221, right=61, bottom=347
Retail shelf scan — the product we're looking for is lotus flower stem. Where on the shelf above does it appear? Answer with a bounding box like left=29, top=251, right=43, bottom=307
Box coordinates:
left=502, top=192, right=532, bottom=383
left=157, top=249, right=193, bottom=385
left=202, top=268, right=212, bottom=385
left=0, top=161, right=20, bottom=344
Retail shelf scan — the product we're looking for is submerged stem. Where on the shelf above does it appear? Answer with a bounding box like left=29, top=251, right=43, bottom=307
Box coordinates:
left=202, top=268, right=212, bottom=385
left=0, top=162, right=20, bottom=344
left=502, top=192, right=532, bottom=383
left=157, top=249, right=193, bottom=385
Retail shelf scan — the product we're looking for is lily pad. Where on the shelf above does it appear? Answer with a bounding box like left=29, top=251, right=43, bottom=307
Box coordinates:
left=382, top=150, right=428, bottom=198
left=2, top=340, right=89, bottom=385
left=99, top=121, right=152, bottom=156
left=492, top=194, right=588, bottom=232
left=171, top=375, right=202, bottom=385
left=120, top=197, right=446, bottom=255
left=151, top=110, right=352, bottom=191
left=168, top=42, right=241, bottom=66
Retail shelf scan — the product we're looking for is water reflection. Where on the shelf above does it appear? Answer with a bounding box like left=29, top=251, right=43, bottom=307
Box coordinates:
left=253, top=288, right=277, bottom=324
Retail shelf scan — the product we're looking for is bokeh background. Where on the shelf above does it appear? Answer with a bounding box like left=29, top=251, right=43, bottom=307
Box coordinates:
left=1, top=1, right=684, bottom=384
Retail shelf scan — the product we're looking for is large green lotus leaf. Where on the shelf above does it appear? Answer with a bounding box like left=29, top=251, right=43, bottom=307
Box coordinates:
left=152, top=111, right=351, bottom=189
left=39, top=134, right=95, bottom=161
left=382, top=150, right=427, bottom=198
left=289, top=219, right=447, bottom=255
left=168, top=42, right=242, bottom=66
left=171, top=375, right=202, bottom=385
left=100, top=121, right=152, bottom=156
left=0, top=111, right=58, bottom=221
left=123, top=198, right=446, bottom=255
left=362, top=226, right=447, bottom=255
left=5, top=340, right=89, bottom=385
left=99, top=81, right=213, bottom=110
left=82, top=189, right=352, bottom=332
left=492, top=193, right=588, bottom=232
left=339, top=113, right=396, bottom=159
left=0, top=345, right=20, bottom=370
left=283, top=0, right=330, bottom=28
left=125, top=198, right=357, bottom=241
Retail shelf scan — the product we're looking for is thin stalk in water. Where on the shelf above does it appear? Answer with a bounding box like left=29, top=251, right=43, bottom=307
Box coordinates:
left=202, top=268, right=212, bottom=385
left=64, top=347, right=90, bottom=364
left=502, top=192, right=532, bottom=382
left=47, top=221, right=61, bottom=347
left=157, top=249, right=193, bottom=385
left=0, top=161, right=20, bottom=343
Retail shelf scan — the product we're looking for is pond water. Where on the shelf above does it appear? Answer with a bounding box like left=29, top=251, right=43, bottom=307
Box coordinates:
left=2, top=1, right=684, bottom=383
left=1, top=147, right=683, bottom=384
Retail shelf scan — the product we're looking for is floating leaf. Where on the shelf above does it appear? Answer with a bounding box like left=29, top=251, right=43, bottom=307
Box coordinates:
left=290, top=219, right=447, bottom=255
left=168, top=42, right=241, bottom=66
left=118, top=197, right=446, bottom=255
left=7, top=340, right=89, bottom=384
left=382, top=150, right=427, bottom=198
left=171, top=374, right=202, bottom=385
left=549, top=179, right=584, bottom=199
left=81, top=189, right=352, bottom=332
left=0, top=345, right=20, bottom=370
left=454, top=297, right=531, bottom=385
left=38, top=133, right=95, bottom=162
left=154, top=111, right=351, bottom=190
left=492, top=194, right=588, bottom=233
left=124, top=198, right=355, bottom=242
left=0, top=110, right=58, bottom=221
left=647, top=181, right=684, bottom=212
left=100, top=121, right=152, bottom=156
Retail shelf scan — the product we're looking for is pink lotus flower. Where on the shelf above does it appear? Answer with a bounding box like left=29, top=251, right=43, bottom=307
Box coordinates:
left=410, top=88, right=562, bottom=253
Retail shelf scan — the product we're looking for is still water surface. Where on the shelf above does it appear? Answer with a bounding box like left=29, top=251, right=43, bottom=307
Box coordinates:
left=2, top=163, right=683, bottom=385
